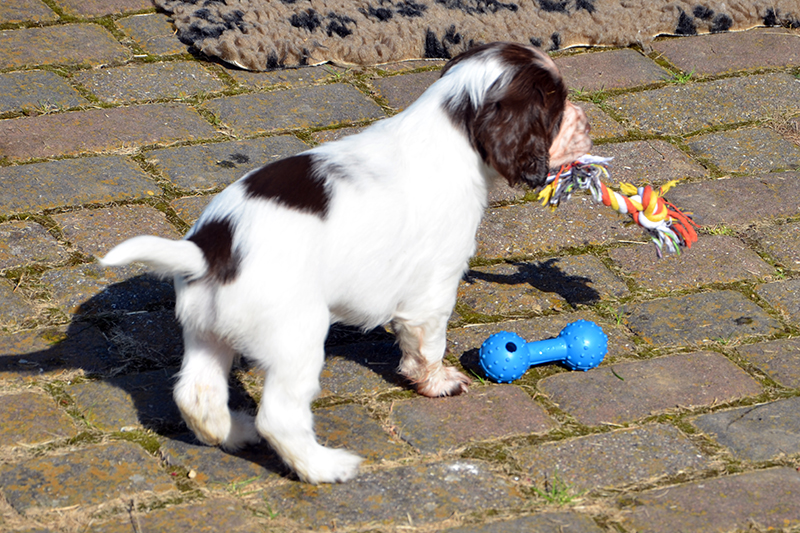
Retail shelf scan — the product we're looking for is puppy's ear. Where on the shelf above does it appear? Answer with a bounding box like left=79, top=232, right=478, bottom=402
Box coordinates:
left=472, top=68, right=566, bottom=188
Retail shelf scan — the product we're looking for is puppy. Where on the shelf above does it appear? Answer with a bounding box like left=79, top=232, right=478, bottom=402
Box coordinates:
left=101, top=42, right=591, bottom=484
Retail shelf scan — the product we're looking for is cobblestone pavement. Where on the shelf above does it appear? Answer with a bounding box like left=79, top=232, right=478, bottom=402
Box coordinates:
left=1, top=2, right=800, bottom=532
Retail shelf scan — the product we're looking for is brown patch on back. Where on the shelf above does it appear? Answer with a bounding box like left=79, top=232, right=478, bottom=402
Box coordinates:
left=187, top=218, right=240, bottom=283
left=242, top=154, right=330, bottom=217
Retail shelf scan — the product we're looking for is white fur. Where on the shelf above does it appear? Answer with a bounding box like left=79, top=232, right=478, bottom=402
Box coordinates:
left=101, top=43, right=591, bottom=484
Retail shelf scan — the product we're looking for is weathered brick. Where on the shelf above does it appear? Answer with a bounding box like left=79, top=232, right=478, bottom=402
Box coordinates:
left=0, top=71, right=86, bottom=115
left=592, top=139, right=706, bottom=186
left=320, top=341, right=403, bottom=397
left=539, top=352, right=762, bottom=426
left=202, top=84, right=385, bottom=136
left=691, top=397, right=800, bottom=461
left=0, top=0, right=57, bottom=24
left=653, top=29, right=800, bottom=76
left=755, top=279, right=800, bottom=324
left=0, top=24, right=130, bottom=69
left=441, top=513, right=604, bottom=533
left=228, top=64, right=339, bottom=90
left=0, top=221, right=68, bottom=270
left=0, top=441, right=174, bottom=512
left=665, top=172, right=800, bottom=227
left=390, top=385, right=555, bottom=452
left=607, top=74, right=800, bottom=135
left=736, top=337, right=800, bottom=389
left=0, top=279, right=37, bottom=325
left=373, top=70, right=439, bottom=110
left=267, top=460, right=521, bottom=528
left=311, top=125, right=368, bottom=144
left=688, top=127, right=800, bottom=173
left=623, top=290, right=783, bottom=346
left=89, top=499, right=263, bottom=533
left=476, top=197, right=643, bottom=259
left=0, top=392, right=78, bottom=446
left=116, top=13, right=186, bottom=56
left=74, top=62, right=226, bottom=104
left=54, top=205, right=181, bottom=258
left=557, top=49, right=669, bottom=92
left=609, top=235, right=773, bottom=292
left=171, top=195, right=212, bottom=226
left=52, top=0, right=151, bottom=17
left=145, top=135, right=308, bottom=191
left=619, top=468, right=800, bottom=532
left=578, top=102, right=625, bottom=139
left=0, top=104, right=215, bottom=161
left=315, top=403, right=408, bottom=461
left=108, top=309, right=183, bottom=368
left=516, top=424, right=711, bottom=492
left=0, top=325, right=116, bottom=381
left=748, top=221, right=800, bottom=270
left=0, top=157, right=157, bottom=216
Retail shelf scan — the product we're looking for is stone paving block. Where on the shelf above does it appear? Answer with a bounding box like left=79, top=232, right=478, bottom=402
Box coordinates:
left=315, top=403, right=408, bottom=461
left=607, top=73, right=800, bottom=136
left=459, top=256, right=628, bottom=317
left=42, top=263, right=174, bottom=316
left=609, top=235, right=774, bottom=292
left=442, top=513, right=603, bottom=533
left=516, top=424, right=711, bottom=493
left=748, top=221, right=800, bottom=270
left=390, top=385, right=555, bottom=452
left=0, top=221, right=68, bottom=271
left=0, top=324, right=115, bottom=380
left=74, top=62, right=226, bottom=104
left=665, top=172, right=800, bottom=227
left=0, top=157, right=157, bottom=216
left=0, top=0, right=57, bottom=24
left=653, top=29, right=800, bottom=76
left=448, top=312, right=635, bottom=374
left=267, top=460, right=521, bottom=528
left=53, top=205, right=181, bottom=258
left=0, top=104, right=216, bottom=161
left=540, top=352, right=762, bottom=426
left=107, top=308, right=183, bottom=368
left=146, top=135, right=308, bottom=191
left=476, top=197, right=644, bottom=259
left=0, top=71, right=87, bottom=115
left=162, top=435, right=284, bottom=485
left=228, top=65, right=338, bottom=90
left=592, top=139, right=706, bottom=186
left=0, top=392, right=78, bottom=446
left=0, top=24, right=130, bottom=70
left=89, top=499, right=262, bottom=533
left=736, top=337, right=800, bottom=389
left=202, top=84, right=385, bottom=136
left=373, top=70, right=439, bottom=110
left=623, top=290, right=784, bottom=346
left=70, top=369, right=181, bottom=432
left=320, top=342, right=403, bottom=397
left=52, top=0, right=151, bottom=17
left=618, top=467, right=800, bottom=532
left=557, top=49, right=670, bottom=92
left=311, top=125, right=368, bottom=144
left=691, top=396, right=800, bottom=462
left=688, top=127, right=800, bottom=173
left=0, top=441, right=174, bottom=513
left=577, top=102, right=625, bottom=139
left=171, top=195, right=212, bottom=226
left=377, top=60, right=446, bottom=73
left=0, top=279, right=37, bottom=325
left=756, top=279, right=800, bottom=324
left=116, top=13, right=187, bottom=56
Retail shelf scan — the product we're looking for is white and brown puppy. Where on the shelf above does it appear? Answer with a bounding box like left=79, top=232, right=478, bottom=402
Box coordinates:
left=102, top=42, right=591, bottom=484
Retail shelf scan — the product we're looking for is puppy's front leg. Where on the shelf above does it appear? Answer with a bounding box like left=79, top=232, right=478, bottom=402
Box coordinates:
left=252, top=313, right=362, bottom=484
left=394, top=312, right=471, bottom=397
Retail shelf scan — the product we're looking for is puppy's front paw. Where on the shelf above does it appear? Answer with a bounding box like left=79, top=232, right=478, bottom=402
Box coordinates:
left=417, top=365, right=471, bottom=397
left=296, top=446, right=363, bottom=484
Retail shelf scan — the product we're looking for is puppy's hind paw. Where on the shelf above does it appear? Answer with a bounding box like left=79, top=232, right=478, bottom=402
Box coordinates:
left=220, top=411, right=261, bottom=451
left=296, top=446, right=363, bottom=484
left=416, top=365, right=471, bottom=397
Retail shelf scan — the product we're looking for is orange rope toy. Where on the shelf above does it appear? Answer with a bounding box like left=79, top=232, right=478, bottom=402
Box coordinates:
left=539, top=155, right=699, bottom=257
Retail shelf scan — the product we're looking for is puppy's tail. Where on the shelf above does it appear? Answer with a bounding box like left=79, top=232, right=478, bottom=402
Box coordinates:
left=100, top=236, right=207, bottom=279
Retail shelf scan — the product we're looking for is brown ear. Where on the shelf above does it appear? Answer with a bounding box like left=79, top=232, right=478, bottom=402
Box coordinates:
left=471, top=67, right=566, bottom=188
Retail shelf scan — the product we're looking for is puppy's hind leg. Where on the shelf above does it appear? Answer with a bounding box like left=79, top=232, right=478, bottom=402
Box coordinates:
left=250, top=310, right=362, bottom=484
left=174, top=328, right=260, bottom=451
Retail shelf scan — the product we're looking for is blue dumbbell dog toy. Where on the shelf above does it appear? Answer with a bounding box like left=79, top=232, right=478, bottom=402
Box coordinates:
left=479, top=320, right=608, bottom=383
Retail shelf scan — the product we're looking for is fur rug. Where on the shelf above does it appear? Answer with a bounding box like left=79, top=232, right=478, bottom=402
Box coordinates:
left=155, top=0, right=800, bottom=70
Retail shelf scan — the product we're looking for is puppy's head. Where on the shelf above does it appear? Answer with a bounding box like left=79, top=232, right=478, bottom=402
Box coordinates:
left=441, top=42, right=591, bottom=188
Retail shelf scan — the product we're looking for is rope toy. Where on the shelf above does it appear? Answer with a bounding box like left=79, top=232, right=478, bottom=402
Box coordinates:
left=538, top=155, right=699, bottom=257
